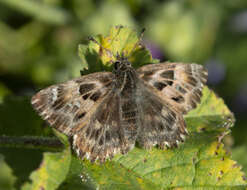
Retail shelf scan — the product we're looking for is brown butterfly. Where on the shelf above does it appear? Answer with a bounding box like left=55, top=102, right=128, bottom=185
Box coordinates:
left=31, top=36, right=207, bottom=163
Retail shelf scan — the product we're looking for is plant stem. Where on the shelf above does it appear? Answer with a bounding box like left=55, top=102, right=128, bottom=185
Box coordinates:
left=0, top=135, right=64, bottom=151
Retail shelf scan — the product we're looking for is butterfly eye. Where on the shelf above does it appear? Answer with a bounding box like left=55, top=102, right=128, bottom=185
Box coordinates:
left=114, top=61, right=120, bottom=70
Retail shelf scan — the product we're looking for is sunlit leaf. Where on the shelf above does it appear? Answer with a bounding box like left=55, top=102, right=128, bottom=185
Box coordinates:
left=1, top=25, right=246, bottom=190
left=78, top=25, right=154, bottom=74
left=75, top=86, right=246, bottom=189
left=65, top=26, right=247, bottom=189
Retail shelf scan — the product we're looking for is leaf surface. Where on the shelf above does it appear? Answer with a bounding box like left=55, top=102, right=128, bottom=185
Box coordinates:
left=67, top=26, right=247, bottom=189
left=2, top=26, right=245, bottom=190
left=76, top=88, right=246, bottom=189
left=0, top=154, right=17, bottom=190
left=21, top=131, right=71, bottom=190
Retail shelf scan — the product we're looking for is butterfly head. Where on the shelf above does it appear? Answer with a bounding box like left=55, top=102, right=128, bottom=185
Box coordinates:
left=113, top=52, right=132, bottom=74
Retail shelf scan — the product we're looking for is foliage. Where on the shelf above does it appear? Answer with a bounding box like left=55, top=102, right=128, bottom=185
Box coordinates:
left=0, top=1, right=247, bottom=189
left=0, top=26, right=247, bottom=189
left=0, top=155, right=16, bottom=190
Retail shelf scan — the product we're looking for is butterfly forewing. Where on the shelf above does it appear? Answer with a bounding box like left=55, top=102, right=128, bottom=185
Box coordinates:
left=137, top=62, right=208, bottom=114
left=31, top=72, right=114, bottom=136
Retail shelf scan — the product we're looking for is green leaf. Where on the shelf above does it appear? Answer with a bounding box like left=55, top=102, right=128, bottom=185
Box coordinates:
left=21, top=131, right=71, bottom=190
left=185, top=87, right=235, bottom=134
left=58, top=157, right=94, bottom=190
left=74, top=87, right=246, bottom=189
left=78, top=25, right=154, bottom=74
left=0, top=96, right=52, bottom=137
left=232, top=145, right=247, bottom=176
left=0, top=154, right=17, bottom=190
left=2, top=26, right=245, bottom=190
left=73, top=26, right=247, bottom=189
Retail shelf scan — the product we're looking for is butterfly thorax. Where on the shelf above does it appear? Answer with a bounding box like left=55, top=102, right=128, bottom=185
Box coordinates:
left=113, top=59, right=137, bottom=93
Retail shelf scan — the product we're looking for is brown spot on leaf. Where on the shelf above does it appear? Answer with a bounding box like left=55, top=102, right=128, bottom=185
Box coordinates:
left=199, top=127, right=206, bottom=132
left=232, top=163, right=238, bottom=168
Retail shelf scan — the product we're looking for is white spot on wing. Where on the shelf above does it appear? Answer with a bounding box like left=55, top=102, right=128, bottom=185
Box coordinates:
left=31, top=98, right=39, bottom=104
left=51, top=87, right=58, bottom=102
left=165, top=141, right=170, bottom=148
left=185, top=128, right=189, bottom=134
left=43, top=114, right=50, bottom=120
left=180, top=134, right=186, bottom=140
left=76, top=148, right=80, bottom=156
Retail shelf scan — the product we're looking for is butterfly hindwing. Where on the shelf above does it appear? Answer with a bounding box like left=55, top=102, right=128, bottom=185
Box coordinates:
left=73, top=93, right=120, bottom=162
left=136, top=82, right=187, bottom=149
left=31, top=72, right=114, bottom=136
left=73, top=87, right=139, bottom=162
left=137, top=62, right=208, bottom=114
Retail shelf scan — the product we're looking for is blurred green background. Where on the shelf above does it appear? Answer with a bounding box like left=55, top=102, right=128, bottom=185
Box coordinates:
left=0, top=0, right=247, bottom=188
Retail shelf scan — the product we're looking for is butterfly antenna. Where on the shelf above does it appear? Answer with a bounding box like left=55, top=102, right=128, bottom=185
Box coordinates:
left=139, top=28, right=146, bottom=40
left=87, top=36, right=114, bottom=58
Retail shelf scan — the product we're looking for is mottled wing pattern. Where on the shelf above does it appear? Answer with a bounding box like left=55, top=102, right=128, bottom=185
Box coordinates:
left=136, top=62, right=207, bottom=148
left=31, top=72, right=114, bottom=136
left=32, top=71, right=139, bottom=162
left=31, top=61, right=208, bottom=161
left=73, top=88, right=139, bottom=162
left=137, top=62, right=208, bottom=114
left=74, top=71, right=139, bottom=162
left=136, top=82, right=187, bottom=149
